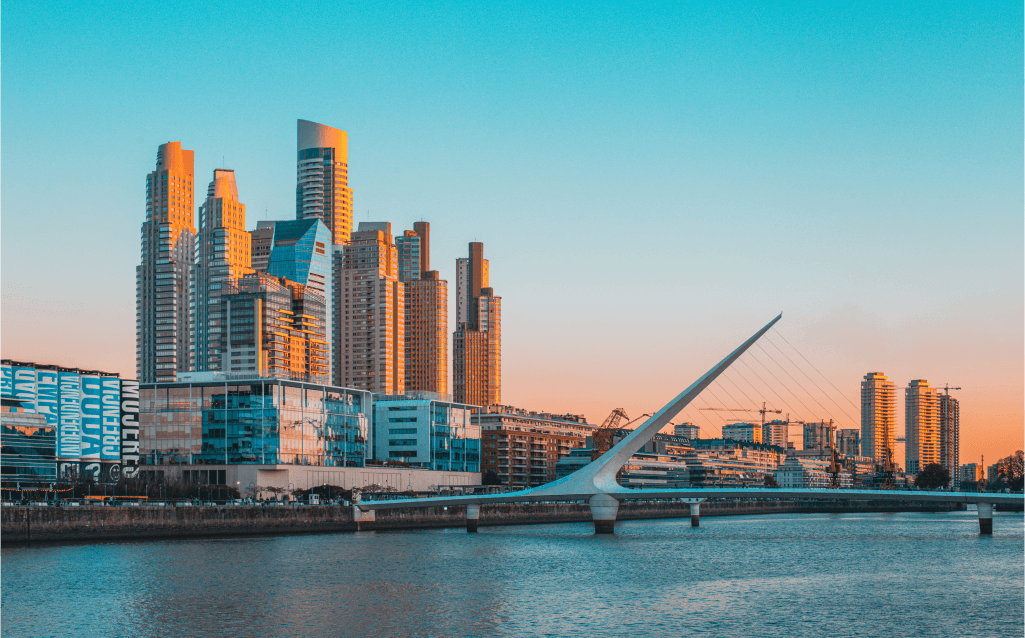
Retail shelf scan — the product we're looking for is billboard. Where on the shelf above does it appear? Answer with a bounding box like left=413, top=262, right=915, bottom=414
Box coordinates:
left=58, top=372, right=83, bottom=459
left=0, top=365, right=12, bottom=397
left=120, top=380, right=141, bottom=478
left=80, top=375, right=102, bottom=459
left=36, top=370, right=60, bottom=428
left=100, top=378, right=121, bottom=460
left=12, top=367, right=37, bottom=412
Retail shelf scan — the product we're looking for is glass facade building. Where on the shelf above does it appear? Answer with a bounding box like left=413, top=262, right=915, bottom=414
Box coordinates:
left=373, top=395, right=480, bottom=472
left=1, top=408, right=57, bottom=486
left=140, top=380, right=370, bottom=467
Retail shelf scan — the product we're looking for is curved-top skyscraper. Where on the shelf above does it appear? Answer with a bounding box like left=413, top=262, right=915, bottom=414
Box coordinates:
left=296, top=119, right=353, bottom=246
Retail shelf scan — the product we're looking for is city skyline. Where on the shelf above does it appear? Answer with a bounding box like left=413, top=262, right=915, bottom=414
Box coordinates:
left=2, top=2, right=1021, bottom=466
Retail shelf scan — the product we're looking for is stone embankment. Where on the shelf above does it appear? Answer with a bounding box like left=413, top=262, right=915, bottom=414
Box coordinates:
left=1, top=499, right=962, bottom=545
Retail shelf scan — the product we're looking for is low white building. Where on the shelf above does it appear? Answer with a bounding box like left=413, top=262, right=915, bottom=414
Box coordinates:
left=775, top=456, right=852, bottom=489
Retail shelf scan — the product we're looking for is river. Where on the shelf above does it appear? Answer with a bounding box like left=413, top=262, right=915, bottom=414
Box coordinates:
left=2, top=510, right=1022, bottom=637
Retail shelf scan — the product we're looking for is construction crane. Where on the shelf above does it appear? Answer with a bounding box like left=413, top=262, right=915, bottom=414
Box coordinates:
left=590, top=409, right=652, bottom=461
left=700, top=402, right=782, bottom=426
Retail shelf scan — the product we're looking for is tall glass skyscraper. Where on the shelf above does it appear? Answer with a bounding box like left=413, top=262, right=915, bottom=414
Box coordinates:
left=296, top=119, right=353, bottom=246
left=137, top=142, right=196, bottom=383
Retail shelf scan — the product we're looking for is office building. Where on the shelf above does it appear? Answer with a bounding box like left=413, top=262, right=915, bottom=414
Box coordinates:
left=453, top=243, right=501, bottom=406
left=397, top=223, right=448, bottom=395
left=336, top=223, right=405, bottom=394
left=251, top=219, right=334, bottom=375
left=477, top=405, right=592, bottom=488
left=762, top=419, right=789, bottom=448
left=1, top=405, right=56, bottom=488
left=210, top=272, right=328, bottom=382
left=905, top=379, right=940, bottom=475
left=686, top=439, right=786, bottom=487
left=296, top=119, right=353, bottom=246
left=940, top=394, right=960, bottom=482
left=193, top=169, right=253, bottom=373
left=836, top=428, right=860, bottom=457
left=372, top=395, right=479, bottom=472
left=723, top=422, right=761, bottom=444
left=674, top=422, right=699, bottom=440
left=861, top=372, right=896, bottom=464
left=775, top=456, right=852, bottom=489
left=137, top=142, right=196, bottom=383
left=959, top=462, right=983, bottom=487
left=803, top=421, right=834, bottom=451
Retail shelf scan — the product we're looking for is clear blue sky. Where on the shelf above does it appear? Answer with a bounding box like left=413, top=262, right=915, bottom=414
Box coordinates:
left=2, top=1, right=1022, bottom=461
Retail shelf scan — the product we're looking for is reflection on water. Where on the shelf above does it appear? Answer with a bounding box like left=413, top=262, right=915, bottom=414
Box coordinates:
left=3, top=511, right=1022, bottom=638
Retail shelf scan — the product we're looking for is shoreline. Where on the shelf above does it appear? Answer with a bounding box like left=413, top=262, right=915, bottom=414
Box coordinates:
left=1, top=499, right=967, bottom=546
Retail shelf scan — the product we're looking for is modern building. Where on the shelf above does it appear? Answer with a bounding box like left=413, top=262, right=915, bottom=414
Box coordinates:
left=211, top=272, right=329, bottom=382
left=674, top=422, right=699, bottom=440
left=477, top=405, right=592, bottom=488
left=251, top=219, right=334, bottom=375
left=762, top=419, right=789, bottom=448
left=939, top=393, right=960, bottom=482
left=959, top=462, right=984, bottom=487
left=336, top=222, right=405, bottom=393
left=861, top=372, right=896, bottom=464
left=453, top=242, right=501, bottom=406
left=802, top=421, right=834, bottom=451
left=836, top=428, right=860, bottom=457
left=296, top=119, right=353, bottom=246
left=1, top=405, right=56, bottom=489
left=372, top=394, right=479, bottom=472
left=775, top=455, right=852, bottom=489
left=140, top=379, right=371, bottom=467
left=193, top=169, right=253, bottom=373
left=723, top=422, right=762, bottom=443
left=397, top=222, right=448, bottom=395
left=137, top=141, right=196, bottom=383
left=905, top=379, right=940, bottom=475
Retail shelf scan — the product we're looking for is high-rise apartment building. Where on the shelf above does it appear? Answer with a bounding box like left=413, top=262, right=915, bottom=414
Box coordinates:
left=453, top=243, right=501, bottom=406
left=296, top=120, right=353, bottom=246
left=250, top=219, right=333, bottom=375
left=397, top=223, right=448, bottom=395
left=219, top=272, right=328, bottom=381
left=193, top=169, right=252, bottom=373
left=137, top=142, right=196, bottom=383
left=336, top=222, right=405, bottom=393
left=940, top=394, right=960, bottom=483
left=723, top=422, right=762, bottom=444
left=861, top=372, right=896, bottom=465
left=905, top=379, right=940, bottom=475
left=762, top=419, right=789, bottom=448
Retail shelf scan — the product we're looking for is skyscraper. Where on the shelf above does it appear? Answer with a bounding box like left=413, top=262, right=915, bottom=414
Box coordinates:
left=251, top=219, right=333, bottom=375
left=336, top=222, right=405, bottom=393
left=137, top=142, right=196, bottom=383
left=398, top=222, right=447, bottom=395
left=453, top=242, right=501, bottom=406
left=905, top=379, right=940, bottom=475
left=861, top=372, right=896, bottom=465
left=940, top=394, right=960, bottom=484
left=193, top=169, right=252, bottom=373
left=296, top=119, right=353, bottom=246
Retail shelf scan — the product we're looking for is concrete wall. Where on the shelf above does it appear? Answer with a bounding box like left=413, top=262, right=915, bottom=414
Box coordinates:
left=2, top=499, right=961, bottom=544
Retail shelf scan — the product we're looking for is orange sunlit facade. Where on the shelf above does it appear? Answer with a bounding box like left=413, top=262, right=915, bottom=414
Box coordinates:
left=297, top=119, right=353, bottom=246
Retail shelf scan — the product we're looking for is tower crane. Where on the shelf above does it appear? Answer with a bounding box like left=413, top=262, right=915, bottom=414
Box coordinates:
left=699, top=402, right=782, bottom=426
left=590, top=409, right=653, bottom=461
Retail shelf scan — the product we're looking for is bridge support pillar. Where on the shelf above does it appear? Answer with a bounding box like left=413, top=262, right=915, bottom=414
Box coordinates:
left=977, top=502, right=993, bottom=535
left=353, top=505, right=375, bottom=531
left=589, top=493, right=619, bottom=534
left=683, top=498, right=704, bottom=527
left=466, top=504, right=480, bottom=533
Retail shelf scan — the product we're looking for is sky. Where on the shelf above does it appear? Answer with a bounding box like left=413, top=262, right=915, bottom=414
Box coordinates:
left=2, top=1, right=1022, bottom=466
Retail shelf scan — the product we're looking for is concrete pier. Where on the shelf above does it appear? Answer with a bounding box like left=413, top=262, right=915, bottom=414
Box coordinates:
left=466, top=504, right=480, bottom=533
left=690, top=502, right=700, bottom=527
left=589, top=493, right=619, bottom=534
left=353, top=505, right=375, bottom=531
left=977, top=502, right=993, bottom=535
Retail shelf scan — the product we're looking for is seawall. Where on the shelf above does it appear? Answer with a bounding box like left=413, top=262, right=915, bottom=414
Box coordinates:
left=1, top=500, right=963, bottom=545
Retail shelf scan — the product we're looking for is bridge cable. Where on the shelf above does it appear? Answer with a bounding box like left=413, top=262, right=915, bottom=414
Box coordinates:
left=737, top=357, right=802, bottom=421
left=771, top=328, right=860, bottom=412
left=748, top=346, right=820, bottom=420
left=756, top=342, right=849, bottom=428
left=764, top=334, right=857, bottom=425
left=727, top=362, right=782, bottom=414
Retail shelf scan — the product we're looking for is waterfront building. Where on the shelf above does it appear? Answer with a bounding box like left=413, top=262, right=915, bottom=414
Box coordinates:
left=802, top=421, right=834, bottom=451
left=453, top=243, right=501, bottom=406
left=208, top=272, right=328, bottom=381
left=836, top=428, right=860, bottom=457
left=336, top=223, right=405, bottom=393
left=372, top=394, right=479, bottom=472
left=723, top=422, right=761, bottom=443
left=775, top=456, right=852, bottom=489
left=250, top=219, right=334, bottom=375
left=137, top=141, right=196, bottom=383
left=674, top=423, right=699, bottom=440
left=688, top=438, right=785, bottom=486
left=905, top=379, right=940, bottom=475
left=477, top=405, right=591, bottom=488
left=959, top=462, right=983, bottom=487
left=939, top=394, right=960, bottom=483
left=762, top=419, right=789, bottom=448
left=397, top=222, right=448, bottom=395
left=0, top=405, right=56, bottom=488
left=861, top=372, right=896, bottom=464
left=193, top=169, right=253, bottom=373
left=296, top=119, right=353, bottom=246
left=140, top=379, right=370, bottom=467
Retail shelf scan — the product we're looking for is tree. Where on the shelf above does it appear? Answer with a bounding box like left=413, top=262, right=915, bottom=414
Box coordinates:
left=990, top=450, right=1024, bottom=491
left=915, top=463, right=950, bottom=490
left=764, top=475, right=779, bottom=488
left=482, top=470, right=502, bottom=486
